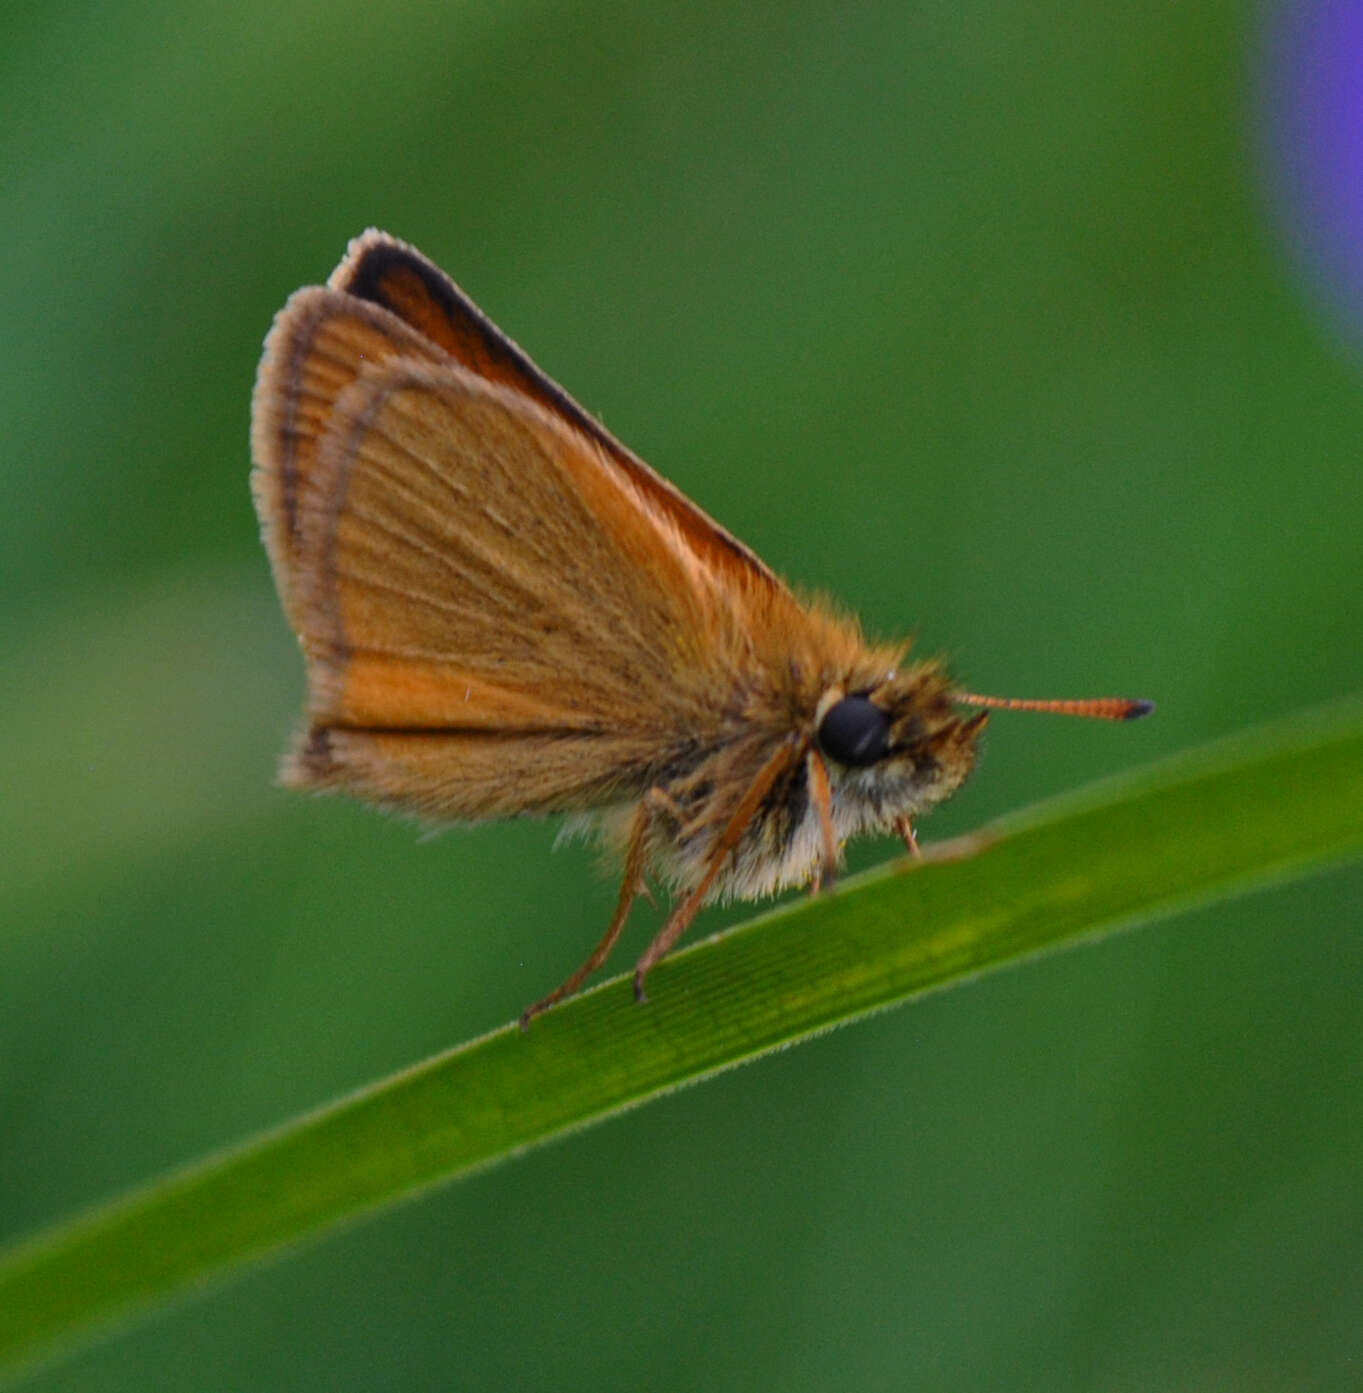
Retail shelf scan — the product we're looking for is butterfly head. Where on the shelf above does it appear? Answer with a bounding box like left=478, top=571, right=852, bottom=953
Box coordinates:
left=813, top=664, right=986, bottom=835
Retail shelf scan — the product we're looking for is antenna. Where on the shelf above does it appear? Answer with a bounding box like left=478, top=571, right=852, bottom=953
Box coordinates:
left=954, top=693, right=1155, bottom=722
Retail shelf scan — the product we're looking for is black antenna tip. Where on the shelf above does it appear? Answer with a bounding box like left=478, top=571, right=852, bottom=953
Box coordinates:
left=1123, top=700, right=1156, bottom=721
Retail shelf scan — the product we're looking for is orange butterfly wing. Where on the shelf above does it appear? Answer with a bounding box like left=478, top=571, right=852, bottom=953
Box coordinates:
left=251, top=279, right=809, bottom=820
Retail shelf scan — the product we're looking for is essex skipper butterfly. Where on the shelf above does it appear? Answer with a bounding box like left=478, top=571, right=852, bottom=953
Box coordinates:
left=251, top=230, right=1153, bottom=1025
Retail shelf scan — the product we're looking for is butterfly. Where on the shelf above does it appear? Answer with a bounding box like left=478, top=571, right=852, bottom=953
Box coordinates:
left=251, top=230, right=1151, bottom=1024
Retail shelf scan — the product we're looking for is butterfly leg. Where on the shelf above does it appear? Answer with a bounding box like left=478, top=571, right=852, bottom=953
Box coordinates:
left=806, top=748, right=840, bottom=894
left=895, top=815, right=921, bottom=859
left=520, top=800, right=652, bottom=1028
left=633, top=737, right=802, bottom=1003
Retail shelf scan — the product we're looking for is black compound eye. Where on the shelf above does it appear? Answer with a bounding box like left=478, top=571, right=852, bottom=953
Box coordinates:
left=817, top=695, right=892, bottom=767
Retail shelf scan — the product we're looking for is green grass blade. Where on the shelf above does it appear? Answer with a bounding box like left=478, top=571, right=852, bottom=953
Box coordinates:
left=3, top=699, right=1362, bottom=1380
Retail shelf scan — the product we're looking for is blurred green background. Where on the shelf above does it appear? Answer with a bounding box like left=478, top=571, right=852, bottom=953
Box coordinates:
left=4, top=1, right=1362, bottom=1388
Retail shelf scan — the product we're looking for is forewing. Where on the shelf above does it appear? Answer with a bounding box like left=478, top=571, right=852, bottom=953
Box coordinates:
left=251, top=236, right=820, bottom=823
